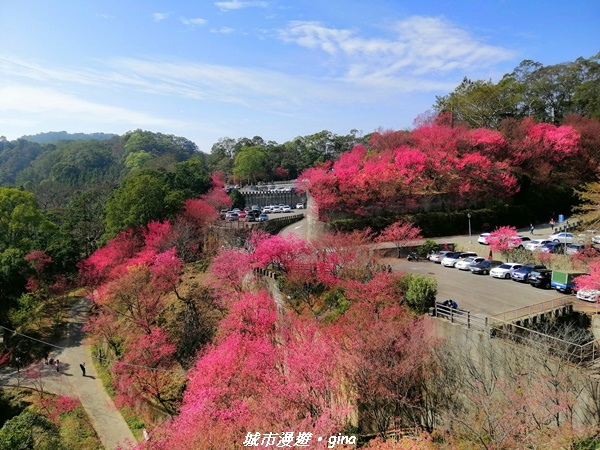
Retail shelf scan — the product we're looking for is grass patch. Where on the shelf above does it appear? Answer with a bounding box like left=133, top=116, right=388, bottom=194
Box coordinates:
left=57, top=404, right=103, bottom=450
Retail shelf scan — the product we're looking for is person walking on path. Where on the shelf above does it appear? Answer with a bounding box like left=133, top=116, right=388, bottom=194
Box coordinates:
left=550, top=218, right=555, bottom=232
left=530, top=223, right=535, bottom=235
left=55, top=359, right=60, bottom=373
left=80, top=363, right=86, bottom=377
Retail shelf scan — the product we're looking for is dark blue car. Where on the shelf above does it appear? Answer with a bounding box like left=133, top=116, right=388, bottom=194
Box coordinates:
left=511, top=264, right=546, bottom=282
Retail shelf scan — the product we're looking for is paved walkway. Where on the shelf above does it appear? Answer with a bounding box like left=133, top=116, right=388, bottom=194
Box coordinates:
left=0, top=297, right=136, bottom=450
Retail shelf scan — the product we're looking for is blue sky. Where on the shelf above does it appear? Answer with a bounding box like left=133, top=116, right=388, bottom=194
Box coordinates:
left=0, top=1, right=598, bottom=152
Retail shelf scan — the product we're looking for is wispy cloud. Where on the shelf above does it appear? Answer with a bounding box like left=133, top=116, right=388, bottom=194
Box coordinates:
left=215, top=0, right=268, bottom=12
left=152, top=12, right=171, bottom=22
left=0, top=50, right=455, bottom=122
left=210, top=26, right=235, bottom=34
left=181, top=17, right=207, bottom=26
left=0, top=84, right=183, bottom=129
left=279, top=16, right=515, bottom=84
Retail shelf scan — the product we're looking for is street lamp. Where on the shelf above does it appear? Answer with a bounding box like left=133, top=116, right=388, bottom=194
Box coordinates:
left=467, top=213, right=472, bottom=244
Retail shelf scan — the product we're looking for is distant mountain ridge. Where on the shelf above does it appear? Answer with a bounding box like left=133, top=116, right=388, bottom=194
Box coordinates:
left=20, top=131, right=118, bottom=144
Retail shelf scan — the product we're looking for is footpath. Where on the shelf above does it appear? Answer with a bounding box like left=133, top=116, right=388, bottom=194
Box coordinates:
left=0, top=297, right=136, bottom=450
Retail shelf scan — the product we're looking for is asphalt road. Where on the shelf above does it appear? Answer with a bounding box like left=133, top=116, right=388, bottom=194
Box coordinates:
left=388, top=258, right=567, bottom=317
left=279, top=216, right=596, bottom=318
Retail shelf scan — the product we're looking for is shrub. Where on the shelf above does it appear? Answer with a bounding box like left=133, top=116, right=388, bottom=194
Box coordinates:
left=418, top=239, right=439, bottom=257
left=399, top=273, right=437, bottom=314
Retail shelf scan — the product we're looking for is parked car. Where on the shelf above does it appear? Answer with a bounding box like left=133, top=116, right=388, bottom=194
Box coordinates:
left=271, top=206, right=282, bottom=213
left=257, top=213, right=268, bottom=222
left=262, top=206, right=272, bottom=213
left=296, top=203, right=305, bottom=209
left=441, top=251, right=478, bottom=267
left=548, top=232, right=577, bottom=244
left=429, top=250, right=454, bottom=263
left=226, top=212, right=239, bottom=221
left=237, top=211, right=247, bottom=219
left=477, top=233, right=491, bottom=245
left=511, top=264, right=546, bottom=282
left=593, top=235, right=600, bottom=245
left=490, top=263, right=523, bottom=279
left=540, top=242, right=564, bottom=253
left=566, top=244, right=585, bottom=255
left=512, top=236, right=531, bottom=248
left=470, top=260, right=504, bottom=275
left=455, top=256, right=486, bottom=270
left=576, top=289, right=600, bottom=302
left=524, top=239, right=552, bottom=251
left=528, top=269, right=553, bottom=289
left=282, top=205, right=291, bottom=213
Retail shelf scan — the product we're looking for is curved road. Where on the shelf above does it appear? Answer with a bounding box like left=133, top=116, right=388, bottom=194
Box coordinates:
left=0, top=298, right=136, bottom=449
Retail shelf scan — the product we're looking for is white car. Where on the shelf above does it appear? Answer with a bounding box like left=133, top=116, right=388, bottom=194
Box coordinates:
left=441, top=251, right=478, bottom=267
left=477, top=233, right=491, bottom=245
left=282, top=205, right=291, bottom=213
left=429, top=250, right=454, bottom=263
left=455, top=256, right=486, bottom=271
left=490, top=263, right=523, bottom=279
left=524, top=239, right=552, bottom=251
left=548, top=232, right=577, bottom=244
left=576, top=289, right=600, bottom=302
left=271, top=206, right=282, bottom=213
left=296, top=203, right=305, bottom=209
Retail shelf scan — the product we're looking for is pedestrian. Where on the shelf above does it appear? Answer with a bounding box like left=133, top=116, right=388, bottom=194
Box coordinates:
left=55, top=359, right=60, bottom=373
left=15, top=356, right=21, bottom=373
left=550, top=218, right=555, bottom=232
left=530, top=223, right=534, bottom=235
left=80, top=363, right=86, bottom=377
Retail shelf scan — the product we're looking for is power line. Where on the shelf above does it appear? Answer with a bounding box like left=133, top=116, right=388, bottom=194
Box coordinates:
left=0, top=325, right=186, bottom=375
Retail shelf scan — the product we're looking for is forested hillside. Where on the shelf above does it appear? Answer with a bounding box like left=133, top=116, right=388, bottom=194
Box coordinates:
left=1, top=53, right=600, bottom=449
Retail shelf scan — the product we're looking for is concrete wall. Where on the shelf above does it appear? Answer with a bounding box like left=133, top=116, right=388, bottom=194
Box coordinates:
left=433, top=316, right=600, bottom=429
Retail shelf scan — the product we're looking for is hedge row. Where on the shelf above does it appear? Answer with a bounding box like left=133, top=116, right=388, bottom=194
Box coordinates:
left=329, top=205, right=533, bottom=238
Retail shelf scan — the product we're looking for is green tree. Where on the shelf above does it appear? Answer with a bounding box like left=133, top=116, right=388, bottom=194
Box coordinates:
left=167, top=157, right=211, bottom=199
left=233, top=146, right=268, bottom=184
left=435, top=77, right=521, bottom=128
left=573, top=53, right=600, bottom=120
left=228, top=189, right=245, bottom=210
left=0, top=188, right=53, bottom=250
left=104, top=170, right=170, bottom=237
left=0, top=411, right=63, bottom=450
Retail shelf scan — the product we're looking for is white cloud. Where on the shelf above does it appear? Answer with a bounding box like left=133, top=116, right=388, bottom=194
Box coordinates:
left=181, top=17, right=207, bottom=26
left=210, top=26, right=235, bottom=34
left=279, top=16, right=515, bottom=84
left=152, top=12, right=170, bottom=22
left=0, top=84, right=183, bottom=129
left=215, top=0, right=268, bottom=12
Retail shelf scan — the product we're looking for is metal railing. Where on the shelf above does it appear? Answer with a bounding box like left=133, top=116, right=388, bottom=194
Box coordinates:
left=490, top=296, right=574, bottom=323
left=433, top=298, right=600, bottom=367
left=490, top=316, right=600, bottom=366
left=432, top=303, right=489, bottom=331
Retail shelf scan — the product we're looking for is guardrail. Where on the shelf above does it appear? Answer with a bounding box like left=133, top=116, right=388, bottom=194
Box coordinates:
left=490, top=316, right=600, bottom=366
left=433, top=298, right=600, bottom=367
left=490, top=297, right=574, bottom=323
left=431, top=303, right=489, bottom=331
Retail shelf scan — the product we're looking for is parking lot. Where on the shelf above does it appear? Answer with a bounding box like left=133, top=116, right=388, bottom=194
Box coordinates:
left=389, top=258, right=569, bottom=317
